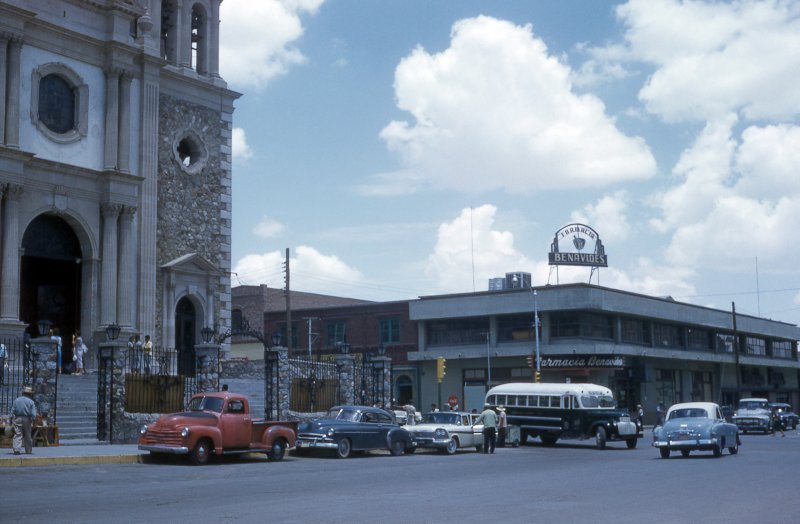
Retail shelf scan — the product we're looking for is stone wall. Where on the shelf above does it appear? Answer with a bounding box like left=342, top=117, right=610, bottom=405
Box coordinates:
left=221, top=358, right=265, bottom=380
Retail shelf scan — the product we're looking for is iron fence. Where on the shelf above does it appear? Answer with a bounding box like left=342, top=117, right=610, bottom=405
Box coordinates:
left=287, top=356, right=338, bottom=413
left=123, top=346, right=199, bottom=413
left=0, top=337, right=31, bottom=419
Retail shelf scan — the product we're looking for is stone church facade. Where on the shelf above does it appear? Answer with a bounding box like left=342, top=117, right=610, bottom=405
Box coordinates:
left=0, top=0, right=237, bottom=366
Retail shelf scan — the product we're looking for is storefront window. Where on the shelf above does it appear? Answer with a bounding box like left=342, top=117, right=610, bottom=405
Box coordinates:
left=550, top=312, right=613, bottom=340
left=691, top=371, right=712, bottom=401
left=498, top=314, right=534, bottom=342
left=656, top=369, right=682, bottom=405
left=428, top=318, right=488, bottom=346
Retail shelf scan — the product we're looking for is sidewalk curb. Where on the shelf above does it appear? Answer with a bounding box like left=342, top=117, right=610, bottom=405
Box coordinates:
left=0, top=454, right=145, bottom=468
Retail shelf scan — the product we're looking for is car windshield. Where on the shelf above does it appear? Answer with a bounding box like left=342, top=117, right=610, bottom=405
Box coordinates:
left=421, top=413, right=459, bottom=425
left=325, top=408, right=360, bottom=422
left=668, top=408, right=709, bottom=420
left=739, top=401, right=768, bottom=410
left=580, top=394, right=616, bottom=409
left=187, top=396, right=224, bottom=413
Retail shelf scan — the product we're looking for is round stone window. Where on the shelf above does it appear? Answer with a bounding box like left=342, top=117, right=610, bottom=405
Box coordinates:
left=173, top=130, right=208, bottom=174
left=39, top=74, right=76, bottom=134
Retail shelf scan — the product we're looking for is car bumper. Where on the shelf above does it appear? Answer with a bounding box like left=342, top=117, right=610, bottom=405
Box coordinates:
left=653, top=437, right=718, bottom=450
left=411, top=436, right=451, bottom=448
left=295, top=437, right=338, bottom=450
left=138, top=444, right=190, bottom=454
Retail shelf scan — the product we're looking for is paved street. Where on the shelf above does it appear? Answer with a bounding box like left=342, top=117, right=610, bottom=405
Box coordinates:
left=2, top=433, right=799, bottom=524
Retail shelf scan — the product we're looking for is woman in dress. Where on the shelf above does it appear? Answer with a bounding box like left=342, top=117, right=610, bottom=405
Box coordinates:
left=72, top=330, right=87, bottom=375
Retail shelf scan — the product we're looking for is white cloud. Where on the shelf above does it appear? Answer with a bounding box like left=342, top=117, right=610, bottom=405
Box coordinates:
left=375, top=15, right=656, bottom=195
left=424, top=205, right=536, bottom=293
left=354, top=170, right=423, bottom=196
left=613, top=0, right=800, bottom=122
left=220, top=0, right=324, bottom=89
left=232, top=127, right=253, bottom=160
left=570, top=191, right=631, bottom=244
left=233, top=246, right=364, bottom=296
left=252, top=216, right=285, bottom=238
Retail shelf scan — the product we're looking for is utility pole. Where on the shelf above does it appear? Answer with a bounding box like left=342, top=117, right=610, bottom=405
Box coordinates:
left=732, top=302, right=740, bottom=401
left=284, top=248, right=292, bottom=353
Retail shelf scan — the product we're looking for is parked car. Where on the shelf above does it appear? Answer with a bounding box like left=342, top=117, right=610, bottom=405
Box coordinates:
left=652, top=402, right=739, bottom=458
left=403, top=411, right=484, bottom=454
left=294, top=405, right=416, bottom=458
left=138, top=392, right=297, bottom=465
left=733, top=398, right=772, bottom=434
left=769, top=403, right=799, bottom=430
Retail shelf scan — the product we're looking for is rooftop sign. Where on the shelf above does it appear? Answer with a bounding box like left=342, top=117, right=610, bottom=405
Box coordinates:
left=548, top=223, right=607, bottom=267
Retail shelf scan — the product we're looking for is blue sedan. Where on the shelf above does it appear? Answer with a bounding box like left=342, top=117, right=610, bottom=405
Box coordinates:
left=653, top=402, right=740, bottom=458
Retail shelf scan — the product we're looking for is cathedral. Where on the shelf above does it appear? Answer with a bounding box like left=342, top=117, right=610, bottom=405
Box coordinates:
left=0, top=0, right=237, bottom=367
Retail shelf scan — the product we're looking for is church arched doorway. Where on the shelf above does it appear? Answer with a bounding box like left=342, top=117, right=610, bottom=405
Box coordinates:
left=20, top=214, right=83, bottom=372
left=175, top=296, right=197, bottom=375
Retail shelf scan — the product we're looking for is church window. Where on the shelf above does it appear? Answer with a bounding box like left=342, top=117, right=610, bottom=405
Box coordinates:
left=30, top=63, right=88, bottom=144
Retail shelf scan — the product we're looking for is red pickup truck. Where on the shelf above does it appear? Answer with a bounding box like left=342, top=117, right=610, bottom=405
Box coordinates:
left=138, top=392, right=297, bottom=465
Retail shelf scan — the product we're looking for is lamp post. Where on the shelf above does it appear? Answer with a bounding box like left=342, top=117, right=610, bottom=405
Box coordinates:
left=200, top=326, right=215, bottom=344
left=484, top=332, right=491, bottom=387
left=534, top=289, right=541, bottom=382
left=105, top=322, right=121, bottom=342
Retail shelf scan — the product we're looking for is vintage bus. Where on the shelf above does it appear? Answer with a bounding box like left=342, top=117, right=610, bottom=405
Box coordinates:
left=484, top=382, right=638, bottom=449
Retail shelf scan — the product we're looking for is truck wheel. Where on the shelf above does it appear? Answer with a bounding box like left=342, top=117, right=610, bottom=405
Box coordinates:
left=336, top=438, right=352, bottom=459
left=626, top=437, right=637, bottom=449
left=268, top=438, right=286, bottom=461
left=189, top=439, right=212, bottom=465
left=390, top=439, right=405, bottom=456
left=595, top=426, right=607, bottom=450
left=659, top=447, right=670, bottom=459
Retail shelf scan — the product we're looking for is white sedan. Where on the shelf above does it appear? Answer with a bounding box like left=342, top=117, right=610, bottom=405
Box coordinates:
left=404, top=411, right=484, bottom=454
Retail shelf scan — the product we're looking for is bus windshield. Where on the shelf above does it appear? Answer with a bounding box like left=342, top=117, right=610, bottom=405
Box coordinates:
left=580, top=394, right=616, bottom=409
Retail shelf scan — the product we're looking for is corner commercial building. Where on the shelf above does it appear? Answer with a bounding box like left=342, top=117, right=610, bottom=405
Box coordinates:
left=409, top=283, right=800, bottom=422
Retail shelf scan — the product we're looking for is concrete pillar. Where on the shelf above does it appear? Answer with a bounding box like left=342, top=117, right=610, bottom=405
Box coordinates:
left=179, top=1, right=192, bottom=68
left=4, top=37, right=20, bottom=147
left=0, top=36, right=8, bottom=143
left=117, top=206, right=136, bottom=328
left=103, top=69, right=120, bottom=170
left=117, top=72, right=132, bottom=173
left=100, top=203, right=121, bottom=326
left=334, top=354, right=355, bottom=406
left=272, top=347, right=290, bottom=421
left=1, top=185, right=22, bottom=320
left=29, top=337, right=58, bottom=426
left=209, top=0, right=221, bottom=77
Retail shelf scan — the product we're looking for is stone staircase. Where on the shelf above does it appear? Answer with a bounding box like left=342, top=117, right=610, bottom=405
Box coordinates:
left=56, top=373, right=101, bottom=445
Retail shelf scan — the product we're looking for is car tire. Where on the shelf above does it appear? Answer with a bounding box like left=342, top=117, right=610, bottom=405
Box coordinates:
left=625, top=438, right=637, bottom=449
left=444, top=436, right=458, bottom=455
left=595, top=426, right=607, bottom=450
left=189, top=439, right=212, bottom=466
left=728, top=437, right=738, bottom=455
left=336, top=438, right=352, bottom=459
left=680, top=449, right=690, bottom=458
left=267, top=438, right=286, bottom=461
left=713, top=441, right=722, bottom=458
left=390, top=439, right=405, bottom=456
left=659, top=447, right=670, bottom=459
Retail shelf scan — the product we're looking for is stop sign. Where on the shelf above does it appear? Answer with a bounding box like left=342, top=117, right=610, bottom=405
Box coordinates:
left=447, top=394, right=458, bottom=408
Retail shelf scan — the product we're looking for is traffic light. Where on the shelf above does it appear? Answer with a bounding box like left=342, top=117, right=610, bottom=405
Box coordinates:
left=535, top=370, right=541, bottom=383
left=436, top=357, right=446, bottom=382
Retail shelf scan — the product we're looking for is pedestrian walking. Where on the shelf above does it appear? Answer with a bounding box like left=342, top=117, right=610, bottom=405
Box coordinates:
left=143, top=335, right=153, bottom=373
left=11, top=386, right=37, bottom=455
left=497, top=406, right=508, bottom=447
left=772, top=408, right=786, bottom=438
left=474, top=404, right=498, bottom=454
left=72, top=331, right=88, bottom=375
left=50, top=328, right=62, bottom=374
left=656, top=401, right=666, bottom=428
left=0, top=343, right=6, bottom=385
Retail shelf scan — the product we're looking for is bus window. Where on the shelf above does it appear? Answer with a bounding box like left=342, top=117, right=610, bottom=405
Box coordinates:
left=570, top=395, right=579, bottom=409
left=487, top=395, right=496, bottom=405
left=518, top=396, right=527, bottom=407
left=509, top=395, right=518, bottom=406
left=548, top=396, right=559, bottom=408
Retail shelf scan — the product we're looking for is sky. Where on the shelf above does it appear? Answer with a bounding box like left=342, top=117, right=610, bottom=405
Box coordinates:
left=219, top=0, right=800, bottom=327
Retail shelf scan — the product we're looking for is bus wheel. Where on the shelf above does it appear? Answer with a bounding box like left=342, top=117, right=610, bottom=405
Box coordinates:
left=595, top=426, right=607, bottom=450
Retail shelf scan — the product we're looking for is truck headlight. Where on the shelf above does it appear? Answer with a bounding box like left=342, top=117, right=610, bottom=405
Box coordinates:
left=434, top=428, right=448, bottom=439
left=181, top=427, right=190, bottom=438
left=140, top=424, right=148, bottom=435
